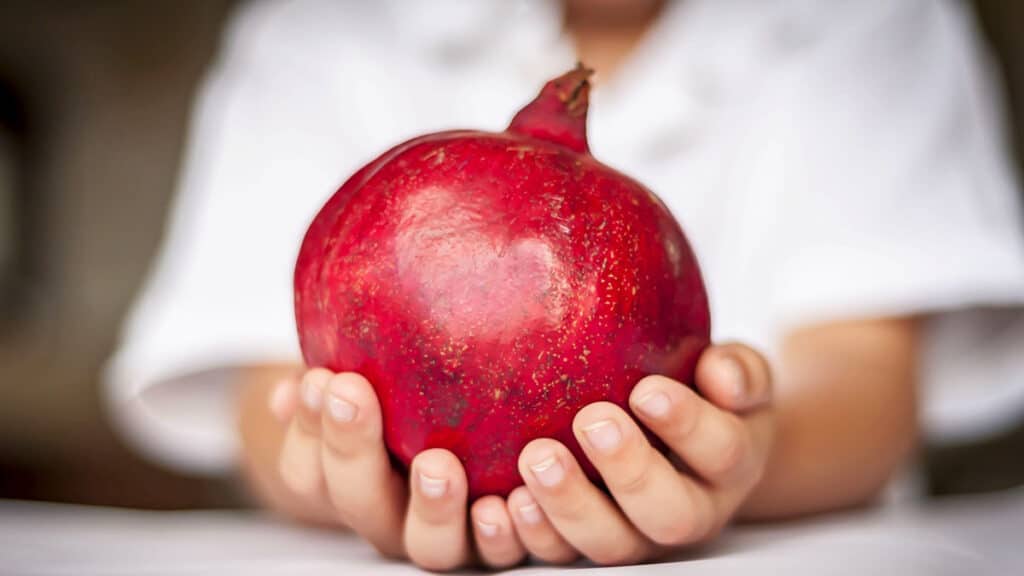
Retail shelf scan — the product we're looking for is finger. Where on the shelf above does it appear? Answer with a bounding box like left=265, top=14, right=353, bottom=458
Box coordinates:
left=471, top=496, right=527, bottom=569
left=277, top=369, right=332, bottom=497
left=573, top=402, right=719, bottom=546
left=296, top=367, right=331, bottom=432
left=320, top=372, right=407, bottom=558
left=404, top=449, right=472, bottom=571
left=268, top=377, right=298, bottom=423
left=518, top=439, right=655, bottom=566
left=506, top=486, right=577, bottom=565
left=240, top=372, right=336, bottom=527
left=695, top=343, right=773, bottom=412
left=631, top=375, right=761, bottom=487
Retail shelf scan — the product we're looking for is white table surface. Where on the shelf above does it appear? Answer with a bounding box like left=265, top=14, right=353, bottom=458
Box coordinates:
left=2, top=487, right=1022, bottom=575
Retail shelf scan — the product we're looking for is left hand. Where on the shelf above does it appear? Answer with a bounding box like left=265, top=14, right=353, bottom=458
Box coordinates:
left=493, top=342, right=776, bottom=565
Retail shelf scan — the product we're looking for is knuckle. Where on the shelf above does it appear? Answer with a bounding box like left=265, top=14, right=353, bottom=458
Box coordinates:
left=279, top=463, right=320, bottom=498
left=322, top=420, right=382, bottom=461
left=408, top=549, right=463, bottom=572
left=530, top=537, right=576, bottom=564
left=587, top=542, right=644, bottom=567
left=607, top=459, right=651, bottom=495
left=413, top=491, right=467, bottom=526
left=368, top=538, right=406, bottom=561
left=708, top=424, right=750, bottom=479
left=674, top=401, right=701, bottom=441
left=745, top=453, right=768, bottom=490
left=481, top=553, right=523, bottom=570
left=296, top=411, right=321, bottom=434
left=326, top=498, right=354, bottom=524
left=541, top=489, right=588, bottom=524
left=296, top=408, right=324, bottom=434
left=539, top=549, right=578, bottom=565
left=320, top=431, right=360, bottom=460
left=416, top=504, right=463, bottom=528
left=647, top=515, right=701, bottom=546
left=323, top=482, right=361, bottom=518
left=278, top=443, right=321, bottom=497
left=700, top=523, right=725, bottom=545
left=587, top=550, right=624, bottom=567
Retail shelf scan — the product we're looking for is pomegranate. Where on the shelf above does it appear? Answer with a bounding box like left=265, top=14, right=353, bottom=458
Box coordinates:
left=294, top=65, right=710, bottom=498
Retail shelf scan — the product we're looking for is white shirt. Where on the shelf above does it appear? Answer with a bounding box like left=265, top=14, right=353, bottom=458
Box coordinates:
left=105, top=0, right=1024, bottom=475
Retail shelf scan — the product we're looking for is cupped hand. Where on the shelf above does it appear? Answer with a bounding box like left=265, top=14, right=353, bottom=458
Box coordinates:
left=269, top=341, right=774, bottom=570
left=508, top=343, right=776, bottom=565
left=270, top=369, right=525, bottom=570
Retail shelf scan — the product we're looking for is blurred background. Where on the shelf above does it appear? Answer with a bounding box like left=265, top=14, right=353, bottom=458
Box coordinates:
left=0, top=0, right=1022, bottom=509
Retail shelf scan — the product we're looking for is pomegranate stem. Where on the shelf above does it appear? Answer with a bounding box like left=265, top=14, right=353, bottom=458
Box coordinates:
left=507, top=63, right=594, bottom=154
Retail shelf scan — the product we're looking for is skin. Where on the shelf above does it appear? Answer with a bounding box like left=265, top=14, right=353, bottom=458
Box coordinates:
left=237, top=317, right=918, bottom=569
left=232, top=0, right=920, bottom=569
left=563, top=0, right=668, bottom=80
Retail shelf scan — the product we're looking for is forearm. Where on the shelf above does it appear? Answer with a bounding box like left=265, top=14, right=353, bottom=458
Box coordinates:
left=738, top=318, right=919, bottom=520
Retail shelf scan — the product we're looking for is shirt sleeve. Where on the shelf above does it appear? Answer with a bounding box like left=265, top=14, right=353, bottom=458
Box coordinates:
left=745, top=0, right=1024, bottom=441
left=103, top=1, right=353, bottom=474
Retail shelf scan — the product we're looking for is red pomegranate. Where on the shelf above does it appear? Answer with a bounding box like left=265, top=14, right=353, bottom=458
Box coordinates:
left=294, top=65, right=710, bottom=498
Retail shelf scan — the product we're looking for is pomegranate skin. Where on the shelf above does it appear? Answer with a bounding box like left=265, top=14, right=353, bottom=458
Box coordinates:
left=294, top=67, right=710, bottom=499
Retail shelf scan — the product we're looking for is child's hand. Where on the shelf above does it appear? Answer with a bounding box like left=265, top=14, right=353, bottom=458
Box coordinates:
left=269, top=342, right=773, bottom=569
left=271, top=369, right=505, bottom=570
left=508, top=343, right=775, bottom=565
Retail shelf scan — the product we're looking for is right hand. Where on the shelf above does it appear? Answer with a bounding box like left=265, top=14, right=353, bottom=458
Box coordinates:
left=270, top=369, right=529, bottom=571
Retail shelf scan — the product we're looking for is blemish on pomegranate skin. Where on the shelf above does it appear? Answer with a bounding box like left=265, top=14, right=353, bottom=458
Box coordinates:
left=422, top=147, right=447, bottom=166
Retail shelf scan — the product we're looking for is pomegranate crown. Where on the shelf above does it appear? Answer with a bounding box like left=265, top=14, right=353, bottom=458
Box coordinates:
left=507, top=63, right=594, bottom=154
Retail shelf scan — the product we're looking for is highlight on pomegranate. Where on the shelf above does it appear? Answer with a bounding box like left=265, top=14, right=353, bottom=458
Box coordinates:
left=2, top=2, right=1024, bottom=574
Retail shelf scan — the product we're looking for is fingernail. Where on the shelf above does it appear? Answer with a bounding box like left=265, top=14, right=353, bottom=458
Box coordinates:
left=475, top=520, right=499, bottom=538
left=636, top=391, right=671, bottom=419
left=268, top=379, right=293, bottom=422
left=326, top=394, right=357, bottom=422
left=302, top=378, right=323, bottom=411
left=717, top=357, right=746, bottom=403
left=583, top=419, right=622, bottom=453
left=529, top=455, right=565, bottom=487
left=518, top=502, right=543, bottom=525
left=418, top=472, right=448, bottom=499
